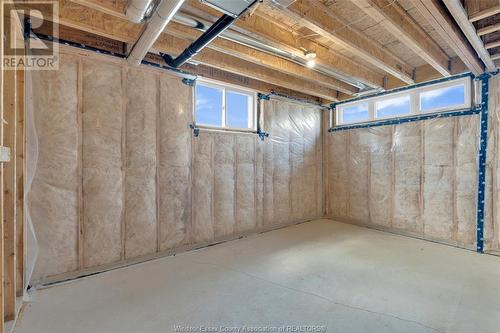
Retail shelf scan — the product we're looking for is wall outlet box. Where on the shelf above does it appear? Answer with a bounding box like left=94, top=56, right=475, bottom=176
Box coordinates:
left=0, top=146, right=11, bottom=163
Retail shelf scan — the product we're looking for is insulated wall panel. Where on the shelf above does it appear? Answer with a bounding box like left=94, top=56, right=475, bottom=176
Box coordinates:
left=28, top=48, right=324, bottom=283
left=124, top=68, right=158, bottom=259
left=368, top=127, right=392, bottom=228
left=263, top=101, right=275, bottom=226
left=327, top=114, right=480, bottom=248
left=29, top=56, right=79, bottom=281
left=270, top=102, right=291, bottom=225
left=262, top=99, right=323, bottom=227
left=456, top=116, right=479, bottom=246
left=327, top=132, right=348, bottom=218
left=393, top=123, right=421, bottom=233
left=213, top=133, right=235, bottom=239
left=82, top=61, right=124, bottom=268
left=423, top=119, right=454, bottom=241
left=192, top=133, right=214, bottom=244
left=485, top=74, right=500, bottom=251
left=255, top=135, right=264, bottom=228
left=348, top=129, right=370, bottom=223
left=158, top=77, right=192, bottom=251
left=235, top=135, right=257, bottom=234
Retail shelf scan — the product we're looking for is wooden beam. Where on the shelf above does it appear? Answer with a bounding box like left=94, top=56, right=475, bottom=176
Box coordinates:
left=277, top=0, right=415, bottom=83
left=72, top=0, right=385, bottom=89
left=386, top=56, right=467, bottom=89
left=40, top=23, right=327, bottom=103
left=350, top=0, right=450, bottom=76
left=410, top=0, right=484, bottom=75
left=69, top=0, right=127, bottom=19
left=469, top=4, right=500, bottom=22
left=491, top=53, right=500, bottom=61
left=485, top=40, right=500, bottom=49
left=26, top=1, right=342, bottom=100
left=21, top=0, right=142, bottom=43
left=166, top=22, right=358, bottom=95
left=181, top=0, right=386, bottom=89
left=442, top=0, right=496, bottom=72
left=155, top=33, right=340, bottom=100
left=477, top=22, right=500, bottom=36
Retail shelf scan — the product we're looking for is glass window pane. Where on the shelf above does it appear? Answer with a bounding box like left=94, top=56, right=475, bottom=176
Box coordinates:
left=420, top=84, right=465, bottom=112
left=226, top=90, right=252, bottom=129
left=195, top=84, right=223, bottom=126
left=341, top=103, right=369, bottom=124
left=375, top=95, right=410, bottom=118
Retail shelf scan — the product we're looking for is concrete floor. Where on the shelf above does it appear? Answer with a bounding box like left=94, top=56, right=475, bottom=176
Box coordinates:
left=15, top=219, right=500, bottom=333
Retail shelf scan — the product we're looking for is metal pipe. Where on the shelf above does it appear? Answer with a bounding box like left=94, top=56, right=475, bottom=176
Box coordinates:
left=172, top=12, right=371, bottom=91
left=127, top=0, right=185, bottom=65
left=163, top=0, right=258, bottom=68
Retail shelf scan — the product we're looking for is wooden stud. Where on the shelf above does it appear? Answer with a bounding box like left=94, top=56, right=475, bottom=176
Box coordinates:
left=3, top=11, right=17, bottom=322
left=15, top=65, right=24, bottom=299
left=0, top=0, right=4, bottom=328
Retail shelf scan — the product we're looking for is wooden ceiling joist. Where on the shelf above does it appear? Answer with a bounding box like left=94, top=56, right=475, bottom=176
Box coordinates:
left=75, top=0, right=386, bottom=90
left=410, top=0, right=485, bottom=75
left=485, top=40, right=500, bottom=49
left=442, top=0, right=496, bottom=72
left=276, top=0, right=415, bottom=84
left=469, top=5, right=500, bottom=22
left=23, top=0, right=343, bottom=100
left=350, top=0, right=451, bottom=76
left=166, top=22, right=358, bottom=95
left=69, top=0, right=127, bottom=19
left=477, top=22, right=500, bottom=36
left=155, top=34, right=341, bottom=100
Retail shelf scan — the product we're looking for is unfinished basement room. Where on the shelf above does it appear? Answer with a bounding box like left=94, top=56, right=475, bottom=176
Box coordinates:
left=2, top=0, right=500, bottom=332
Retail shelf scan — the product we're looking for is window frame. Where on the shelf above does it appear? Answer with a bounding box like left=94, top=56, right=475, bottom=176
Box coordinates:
left=335, top=76, right=472, bottom=126
left=418, top=77, right=471, bottom=114
left=194, top=78, right=257, bottom=132
left=373, top=91, right=412, bottom=120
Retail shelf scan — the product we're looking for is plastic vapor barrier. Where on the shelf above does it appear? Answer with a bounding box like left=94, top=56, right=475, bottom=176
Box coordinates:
left=484, top=74, right=500, bottom=253
left=326, top=114, right=481, bottom=249
left=26, top=46, right=324, bottom=285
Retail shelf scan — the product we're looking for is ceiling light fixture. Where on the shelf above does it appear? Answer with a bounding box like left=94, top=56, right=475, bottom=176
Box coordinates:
left=305, top=50, right=317, bottom=68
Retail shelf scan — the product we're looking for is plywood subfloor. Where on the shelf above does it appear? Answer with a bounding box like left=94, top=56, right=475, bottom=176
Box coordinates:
left=15, top=219, right=500, bottom=333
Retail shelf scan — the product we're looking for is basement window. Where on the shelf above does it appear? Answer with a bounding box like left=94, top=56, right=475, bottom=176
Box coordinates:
left=335, top=76, right=471, bottom=126
left=375, top=94, right=410, bottom=119
left=338, top=102, right=369, bottom=124
left=419, top=80, right=470, bottom=113
left=195, top=80, right=256, bottom=130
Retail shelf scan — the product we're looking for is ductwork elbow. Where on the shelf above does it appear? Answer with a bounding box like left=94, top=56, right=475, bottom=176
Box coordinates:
left=126, top=0, right=154, bottom=23
left=127, top=0, right=186, bottom=65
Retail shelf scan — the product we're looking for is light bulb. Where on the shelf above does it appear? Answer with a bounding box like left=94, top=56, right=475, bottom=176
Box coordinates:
left=306, top=59, right=316, bottom=68
left=304, top=50, right=317, bottom=68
